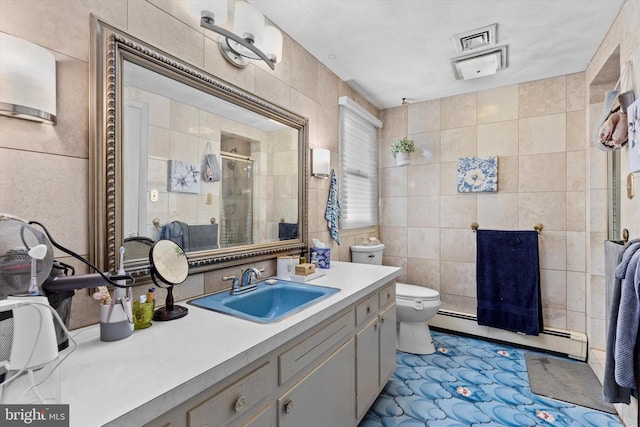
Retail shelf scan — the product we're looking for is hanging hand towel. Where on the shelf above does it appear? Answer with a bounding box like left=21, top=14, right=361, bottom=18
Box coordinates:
left=160, top=220, right=188, bottom=250
left=278, top=222, right=298, bottom=240
left=187, top=223, right=219, bottom=251
left=325, top=169, right=341, bottom=245
left=613, top=242, right=640, bottom=390
left=476, top=229, right=542, bottom=335
left=604, top=239, right=640, bottom=403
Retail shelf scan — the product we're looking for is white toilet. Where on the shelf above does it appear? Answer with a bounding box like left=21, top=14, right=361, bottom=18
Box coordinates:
left=351, top=243, right=441, bottom=355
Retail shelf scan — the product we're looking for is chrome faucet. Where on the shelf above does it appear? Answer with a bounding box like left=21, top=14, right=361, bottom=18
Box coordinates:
left=241, top=267, right=262, bottom=288
left=224, top=267, right=263, bottom=295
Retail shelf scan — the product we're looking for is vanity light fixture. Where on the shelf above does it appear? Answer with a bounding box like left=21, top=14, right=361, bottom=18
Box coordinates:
left=311, top=148, right=330, bottom=179
left=194, top=0, right=283, bottom=70
left=0, top=33, right=56, bottom=124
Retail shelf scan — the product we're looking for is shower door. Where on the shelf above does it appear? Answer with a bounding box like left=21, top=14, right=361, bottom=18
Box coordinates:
left=220, top=154, right=254, bottom=247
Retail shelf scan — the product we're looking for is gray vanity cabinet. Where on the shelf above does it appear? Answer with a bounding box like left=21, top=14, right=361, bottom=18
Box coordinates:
left=277, top=339, right=355, bottom=426
left=355, top=282, right=396, bottom=420
left=143, top=280, right=396, bottom=427
left=356, top=316, right=381, bottom=419
left=186, top=362, right=275, bottom=427
left=238, top=405, right=274, bottom=427
left=379, top=304, right=397, bottom=383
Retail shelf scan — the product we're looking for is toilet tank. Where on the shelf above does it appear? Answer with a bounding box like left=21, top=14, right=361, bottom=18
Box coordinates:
left=350, top=244, right=385, bottom=265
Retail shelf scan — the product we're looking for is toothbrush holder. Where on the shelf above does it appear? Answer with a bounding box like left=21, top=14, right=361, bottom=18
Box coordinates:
left=99, top=300, right=133, bottom=341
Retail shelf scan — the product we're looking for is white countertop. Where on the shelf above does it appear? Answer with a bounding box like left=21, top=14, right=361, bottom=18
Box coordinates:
left=59, top=261, right=401, bottom=427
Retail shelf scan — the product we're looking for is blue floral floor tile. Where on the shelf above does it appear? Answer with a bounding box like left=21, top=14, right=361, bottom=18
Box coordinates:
left=360, top=331, right=623, bottom=427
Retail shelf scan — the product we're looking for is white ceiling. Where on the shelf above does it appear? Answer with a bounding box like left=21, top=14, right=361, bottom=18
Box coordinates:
left=250, top=0, right=625, bottom=109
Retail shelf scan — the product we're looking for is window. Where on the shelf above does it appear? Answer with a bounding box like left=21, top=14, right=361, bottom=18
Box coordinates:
left=338, top=96, right=382, bottom=229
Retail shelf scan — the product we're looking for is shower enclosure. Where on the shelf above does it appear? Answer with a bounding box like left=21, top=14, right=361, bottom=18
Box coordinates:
left=220, top=153, right=253, bottom=247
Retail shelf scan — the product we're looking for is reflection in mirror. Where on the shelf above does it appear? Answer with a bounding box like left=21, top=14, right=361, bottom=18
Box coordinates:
left=149, top=240, right=189, bottom=321
left=123, top=60, right=299, bottom=250
left=122, top=237, right=154, bottom=263
left=91, top=17, right=308, bottom=276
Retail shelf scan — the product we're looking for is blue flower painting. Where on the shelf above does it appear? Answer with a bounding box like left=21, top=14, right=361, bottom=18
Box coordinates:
left=457, top=156, right=497, bottom=192
left=168, top=160, right=201, bottom=194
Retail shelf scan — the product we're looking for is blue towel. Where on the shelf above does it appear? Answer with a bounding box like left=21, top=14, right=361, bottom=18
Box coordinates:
left=278, top=222, right=298, bottom=240
left=187, top=223, right=219, bottom=251
left=614, top=242, right=640, bottom=389
left=325, top=169, right=341, bottom=245
left=476, top=230, right=542, bottom=335
left=604, top=239, right=640, bottom=403
left=161, top=221, right=218, bottom=251
left=160, top=221, right=187, bottom=249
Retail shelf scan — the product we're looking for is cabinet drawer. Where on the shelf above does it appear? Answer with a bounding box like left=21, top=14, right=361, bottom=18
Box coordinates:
left=378, top=282, right=395, bottom=308
left=279, top=310, right=353, bottom=385
left=356, top=294, right=378, bottom=326
left=188, top=362, right=272, bottom=427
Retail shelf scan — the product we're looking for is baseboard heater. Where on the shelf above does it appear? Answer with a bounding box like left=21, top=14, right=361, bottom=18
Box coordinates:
left=430, top=309, right=587, bottom=361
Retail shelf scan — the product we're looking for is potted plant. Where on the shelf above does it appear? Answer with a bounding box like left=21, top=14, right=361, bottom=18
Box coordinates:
left=390, top=137, right=415, bottom=166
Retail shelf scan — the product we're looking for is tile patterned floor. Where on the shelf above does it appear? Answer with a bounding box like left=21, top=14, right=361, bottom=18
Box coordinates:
left=359, top=331, right=623, bottom=427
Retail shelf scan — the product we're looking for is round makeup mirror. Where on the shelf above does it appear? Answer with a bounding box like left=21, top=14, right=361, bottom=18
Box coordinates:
left=149, top=239, right=189, bottom=321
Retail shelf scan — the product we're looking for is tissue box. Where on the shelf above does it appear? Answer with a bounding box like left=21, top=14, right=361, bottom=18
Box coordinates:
left=312, top=248, right=331, bottom=269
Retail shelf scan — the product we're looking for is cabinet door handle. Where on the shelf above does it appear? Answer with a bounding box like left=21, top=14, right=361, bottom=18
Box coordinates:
left=387, top=291, right=392, bottom=299
left=374, top=321, right=379, bottom=330
left=380, top=316, right=385, bottom=323
left=366, top=306, right=372, bottom=314
left=234, top=395, right=247, bottom=412
left=284, top=400, right=294, bottom=414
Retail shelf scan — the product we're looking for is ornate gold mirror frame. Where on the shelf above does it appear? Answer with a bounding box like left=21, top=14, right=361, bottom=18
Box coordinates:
left=90, top=16, right=308, bottom=277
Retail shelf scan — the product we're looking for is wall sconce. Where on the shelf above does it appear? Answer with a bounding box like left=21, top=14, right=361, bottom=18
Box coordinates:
left=191, top=0, right=283, bottom=70
left=0, top=33, right=56, bottom=124
left=312, top=148, right=330, bottom=179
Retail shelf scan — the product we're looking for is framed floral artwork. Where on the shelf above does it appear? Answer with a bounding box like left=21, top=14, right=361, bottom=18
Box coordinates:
left=168, top=160, right=201, bottom=194
left=457, top=156, right=498, bottom=192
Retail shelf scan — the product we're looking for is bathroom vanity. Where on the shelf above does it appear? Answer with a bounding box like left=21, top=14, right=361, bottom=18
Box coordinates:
left=59, top=261, right=400, bottom=427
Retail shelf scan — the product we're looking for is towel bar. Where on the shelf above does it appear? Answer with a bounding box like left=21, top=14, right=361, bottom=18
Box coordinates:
left=470, top=222, right=543, bottom=234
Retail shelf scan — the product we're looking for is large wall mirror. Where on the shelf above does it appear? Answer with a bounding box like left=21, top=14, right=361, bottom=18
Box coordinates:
left=90, top=16, right=308, bottom=276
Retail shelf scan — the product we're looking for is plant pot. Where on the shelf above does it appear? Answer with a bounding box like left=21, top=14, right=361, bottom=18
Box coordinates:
left=395, top=152, right=410, bottom=167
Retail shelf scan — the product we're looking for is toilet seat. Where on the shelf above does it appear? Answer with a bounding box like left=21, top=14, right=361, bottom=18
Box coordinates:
left=396, top=282, right=440, bottom=302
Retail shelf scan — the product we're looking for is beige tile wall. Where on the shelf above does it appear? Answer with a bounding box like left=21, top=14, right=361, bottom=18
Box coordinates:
left=0, top=0, right=378, bottom=329
left=380, top=74, right=589, bottom=332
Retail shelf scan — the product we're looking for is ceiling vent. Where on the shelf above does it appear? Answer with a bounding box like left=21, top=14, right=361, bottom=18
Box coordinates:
left=451, top=45, right=507, bottom=80
left=452, top=24, right=498, bottom=54
left=450, top=24, right=507, bottom=80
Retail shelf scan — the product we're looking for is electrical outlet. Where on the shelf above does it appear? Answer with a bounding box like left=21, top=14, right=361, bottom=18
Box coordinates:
left=150, top=189, right=159, bottom=202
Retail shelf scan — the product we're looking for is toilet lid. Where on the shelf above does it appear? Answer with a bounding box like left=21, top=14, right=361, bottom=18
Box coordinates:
left=396, top=282, right=440, bottom=301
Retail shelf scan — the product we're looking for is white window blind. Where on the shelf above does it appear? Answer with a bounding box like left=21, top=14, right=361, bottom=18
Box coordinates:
left=338, top=96, right=382, bottom=229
